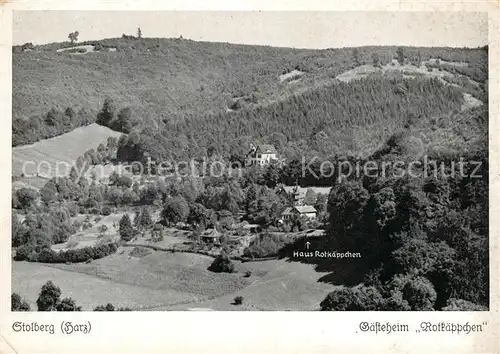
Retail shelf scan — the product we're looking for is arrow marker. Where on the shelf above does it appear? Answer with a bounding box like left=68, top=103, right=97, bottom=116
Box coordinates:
left=305, top=241, right=311, bottom=250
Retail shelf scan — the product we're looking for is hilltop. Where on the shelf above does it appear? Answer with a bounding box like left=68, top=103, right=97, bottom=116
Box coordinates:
left=13, top=37, right=347, bottom=125
left=13, top=37, right=486, bottom=125
left=13, top=38, right=488, bottom=162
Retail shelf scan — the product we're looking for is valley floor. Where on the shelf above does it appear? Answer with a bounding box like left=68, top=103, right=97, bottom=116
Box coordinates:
left=12, top=248, right=336, bottom=311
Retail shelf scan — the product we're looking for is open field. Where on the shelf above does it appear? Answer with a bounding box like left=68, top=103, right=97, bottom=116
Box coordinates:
left=12, top=260, right=202, bottom=310
left=12, top=123, right=123, bottom=178
left=12, top=247, right=336, bottom=311
left=56, top=45, right=96, bottom=54
left=52, top=213, right=127, bottom=251
left=151, top=259, right=335, bottom=311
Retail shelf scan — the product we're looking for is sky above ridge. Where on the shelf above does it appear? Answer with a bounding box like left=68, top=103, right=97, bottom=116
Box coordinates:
left=13, top=11, right=488, bottom=48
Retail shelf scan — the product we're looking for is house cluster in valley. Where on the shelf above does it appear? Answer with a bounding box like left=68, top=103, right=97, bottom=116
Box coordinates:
left=245, top=143, right=328, bottom=223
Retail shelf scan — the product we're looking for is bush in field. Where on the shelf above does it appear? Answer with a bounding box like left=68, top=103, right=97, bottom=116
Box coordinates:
left=96, top=303, right=115, bottom=311
left=233, top=296, right=243, bottom=305
left=208, top=251, right=235, bottom=273
left=102, top=205, right=112, bottom=216
left=11, top=293, right=30, bottom=311
left=94, top=303, right=131, bottom=311
left=56, top=297, right=82, bottom=311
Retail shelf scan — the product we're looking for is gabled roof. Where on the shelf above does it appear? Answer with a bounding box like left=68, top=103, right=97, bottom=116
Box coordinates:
left=281, top=207, right=294, bottom=215
left=294, top=205, right=317, bottom=214
left=255, top=144, right=277, bottom=154
left=201, top=228, right=221, bottom=238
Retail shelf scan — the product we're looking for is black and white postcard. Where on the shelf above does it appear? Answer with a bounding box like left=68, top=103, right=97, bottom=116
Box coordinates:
left=0, top=2, right=498, bottom=353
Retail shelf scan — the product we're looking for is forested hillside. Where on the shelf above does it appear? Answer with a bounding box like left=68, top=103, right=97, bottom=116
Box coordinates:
left=116, top=76, right=465, bottom=163
left=13, top=37, right=487, bottom=147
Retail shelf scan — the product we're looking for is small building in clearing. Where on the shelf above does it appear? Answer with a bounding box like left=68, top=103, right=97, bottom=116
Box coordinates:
left=200, top=228, right=221, bottom=243
left=281, top=205, right=317, bottom=222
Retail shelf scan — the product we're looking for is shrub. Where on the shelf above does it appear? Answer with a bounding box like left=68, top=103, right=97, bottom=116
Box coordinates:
left=94, top=303, right=117, bottom=311
left=119, top=214, right=135, bottom=241
left=14, top=244, right=33, bottom=261
left=66, top=202, right=79, bottom=217
left=441, top=298, right=487, bottom=311
left=56, top=297, right=82, bottom=311
left=244, top=271, right=252, bottom=278
left=320, top=286, right=384, bottom=311
left=37, top=281, right=62, bottom=311
left=37, top=248, right=61, bottom=263
left=208, top=251, right=235, bottom=273
left=380, top=291, right=411, bottom=311
left=233, top=296, right=243, bottom=305
left=102, top=206, right=112, bottom=216
left=402, top=276, right=437, bottom=311
left=11, top=293, right=30, bottom=311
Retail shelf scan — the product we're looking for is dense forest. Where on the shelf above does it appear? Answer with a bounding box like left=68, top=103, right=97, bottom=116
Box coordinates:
left=13, top=38, right=487, bottom=146
left=319, top=109, right=488, bottom=310
left=114, top=76, right=465, bottom=164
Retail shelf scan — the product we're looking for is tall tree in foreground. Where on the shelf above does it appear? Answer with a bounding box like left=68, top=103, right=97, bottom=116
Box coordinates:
left=119, top=214, right=135, bottom=241
left=12, top=293, right=30, bottom=311
left=37, top=281, right=61, bottom=311
left=161, top=195, right=189, bottom=226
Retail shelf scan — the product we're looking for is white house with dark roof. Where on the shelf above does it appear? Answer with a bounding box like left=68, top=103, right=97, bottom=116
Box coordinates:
left=281, top=205, right=317, bottom=222
left=245, top=144, right=279, bottom=167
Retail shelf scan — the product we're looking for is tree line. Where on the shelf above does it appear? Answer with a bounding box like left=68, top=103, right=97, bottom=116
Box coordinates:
left=12, top=281, right=131, bottom=311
